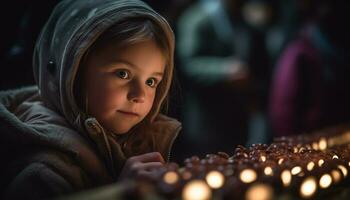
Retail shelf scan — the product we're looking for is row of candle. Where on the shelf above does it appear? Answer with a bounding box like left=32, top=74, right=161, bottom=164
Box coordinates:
left=127, top=126, right=350, bottom=200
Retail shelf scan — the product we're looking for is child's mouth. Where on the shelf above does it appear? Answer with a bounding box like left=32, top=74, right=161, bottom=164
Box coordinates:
left=117, top=110, right=139, bottom=117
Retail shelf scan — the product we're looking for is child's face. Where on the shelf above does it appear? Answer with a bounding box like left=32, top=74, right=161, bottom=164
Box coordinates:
left=83, top=40, right=166, bottom=134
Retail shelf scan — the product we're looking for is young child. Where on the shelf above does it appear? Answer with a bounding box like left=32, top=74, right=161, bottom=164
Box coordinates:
left=0, top=0, right=181, bottom=199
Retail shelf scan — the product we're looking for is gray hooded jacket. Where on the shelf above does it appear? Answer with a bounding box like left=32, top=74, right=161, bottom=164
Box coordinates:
left=0, top=0, right=181, bottom=199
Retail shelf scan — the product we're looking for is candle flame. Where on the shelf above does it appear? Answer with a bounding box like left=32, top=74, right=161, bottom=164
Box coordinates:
left=260, top=155, right=266, bottom=162
left=300, top=177, right=317, bottom=198
left=206, top=171, right=225, bottom=189
left=240, top=169, right=257, bottom=183
left=337, top=165, right=348, bottom=177
left=331, top=170, right=341, bottom=183
left=318, top=138, right=327, bottom=150
left=318, top=159, right=324, bottom=167
left=278, top=158, right=284, bottom=165
left=319, top=174, right=332, bottom=188
left=182, top=180, right=211, bottom=200
left=281, top=170, right=292, bottom=187
left=264, top=166, right=273, bottom=176
left=307, top=162, right=315, bottom=171
left=291, top=166, right=302, bottom=175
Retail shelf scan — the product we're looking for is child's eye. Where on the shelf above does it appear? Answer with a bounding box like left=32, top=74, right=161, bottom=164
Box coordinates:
left=146, top=78, right=157, bottom=88
left=115, top=69, right=130, bottom=79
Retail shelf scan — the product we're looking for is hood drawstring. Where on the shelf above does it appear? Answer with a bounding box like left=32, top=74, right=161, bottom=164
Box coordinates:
left=84, top=118, right=117, bottom=179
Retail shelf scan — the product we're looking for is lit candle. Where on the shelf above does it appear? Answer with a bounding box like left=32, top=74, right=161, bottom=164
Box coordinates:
left=319, top=174, right=332, bottom=189
left=318, top=159, right=324, bottom=167
left=331, top=170, right=342, bottom=183
left=239, top=168, right=257, bottom=183
left=300, top=177, right=317, bottom=198
left=245, top=184, right=273, bottom=200
left=318, top=138, right=327, bottom=150
left=264, top=166, right=273, bottom=176
left=291, top=166, right=302, bottom=175
left=278, top=158, right=284, bottom=165
left=205, top=171, right=225, bottom=189
left=281, top=170, right=292, bottom=187
left=182, top=180, right=211, bottom=200
left=337, top=165, right=348, bottom=177
left=163, top=171, right=179, bottom=184
left=260, top=155, right=267, bottom=162
left=307, top=162, right=315, bottom=171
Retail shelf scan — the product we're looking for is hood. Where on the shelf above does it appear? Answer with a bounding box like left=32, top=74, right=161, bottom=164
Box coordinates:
left=33, top=0, right=175, bottom=132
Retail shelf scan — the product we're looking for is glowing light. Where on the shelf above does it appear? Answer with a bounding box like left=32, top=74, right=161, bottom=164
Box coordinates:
left=338, top=165, right=348, bottom=177
left=163, top=171, right=179, bottom=184
left=278, top=158, right=284, bottom=165
left=331, top=170, right=341, bottom=183
left=240, top=169, right=257, bottom=183
left=293, top=147, right=298, bottom=153
left=300, top=177, right=317, bottom=198
left=245, top=184, right=273, bottom=200
left=307, top=162, right=315, bottom=171
left=291, top=166, right=302, bottom=175
left=244, top=153, right=248, bottom=158
left=348, top=161, right=350, bottom=167
left=318, top=138, right=327, bottom=150
left=312, top=142, right=319, bottom=150
left=319, top=174, right=332, bottom=188
left=332, top=155, right=339, bottom=159
left=182, top=180, right=211, bottom=200
left=260, top=155, right=266, bottom=162
left=264, top=166, right=273, bottom=176
left=206, top=171, right=225, bottom=189
left=318, top=159, right=324, bottom=167
left=281, top=170, right=292, bottom=187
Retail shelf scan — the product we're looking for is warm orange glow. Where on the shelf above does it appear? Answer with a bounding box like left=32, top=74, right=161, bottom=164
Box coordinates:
left=331, top=170, right=341, bottom=183
left=182, top=180, right=211, bottom=200
left=206, top=171, right=225, bottom=189
left=240, top=169, right=257, bottom=183
left=332, top=155, right=339, bottom=159
left=291, top=166, right=302, bottom=175
left=318, top=159, right=324, bottom=167
left=278, top=158, right=284, bottom=165
left=163, top=171, right=179, bottom=184
left=307, top=162, right=315, bottom=171
left=319, top=174, right=332, bottom=188
left=264, top=166, right=273, bottom=176
left=260, top=155, right=266, bottom=162
left=281, top=170, right=292, bottom=187
left=245, top=184, right=273, bottom=200
left=312, top=142, right=319, bottom=150
left=300, top=177, right=317, bottom=198
left=318, top=138, right=327, bottom=150
left=293, top=147, right=298, bottom=153
left=338, top=165, right=348, bottom=177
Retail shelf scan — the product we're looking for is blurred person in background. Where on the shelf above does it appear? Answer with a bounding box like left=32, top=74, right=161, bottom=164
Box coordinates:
left=269, top=0, right=350, bottom=136
left=176, top=0, right=276, bottom=156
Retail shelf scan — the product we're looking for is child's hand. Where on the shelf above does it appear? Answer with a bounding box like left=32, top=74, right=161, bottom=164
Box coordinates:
left=119, top=152, right=165, bottom=181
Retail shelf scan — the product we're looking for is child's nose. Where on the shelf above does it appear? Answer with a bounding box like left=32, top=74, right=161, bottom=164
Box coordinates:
left=127, top=81, right=145, bottom=103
